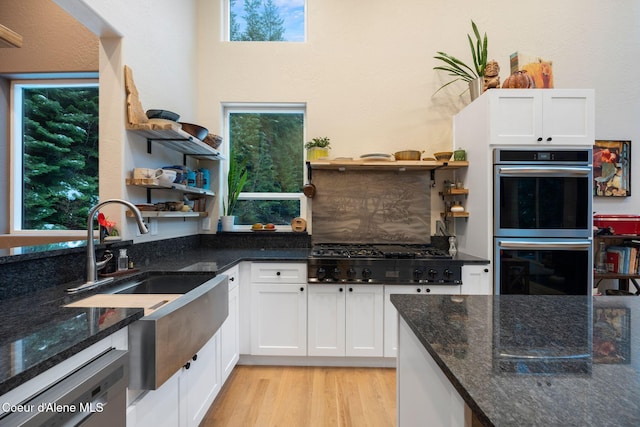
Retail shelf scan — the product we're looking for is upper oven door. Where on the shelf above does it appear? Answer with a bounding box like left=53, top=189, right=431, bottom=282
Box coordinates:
left=494, top=164, right=592, bottom=237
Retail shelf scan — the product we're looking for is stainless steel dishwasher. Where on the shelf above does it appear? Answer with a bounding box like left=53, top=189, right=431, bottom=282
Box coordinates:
left=0, top=349, right=128, bottom=426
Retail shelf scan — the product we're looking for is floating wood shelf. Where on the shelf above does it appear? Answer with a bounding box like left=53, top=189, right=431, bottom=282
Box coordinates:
left=126, top=179, right=215, bottom=197
left=127, top=210, right=208, bottom=219
left=309, top=160, right=468, bottom=171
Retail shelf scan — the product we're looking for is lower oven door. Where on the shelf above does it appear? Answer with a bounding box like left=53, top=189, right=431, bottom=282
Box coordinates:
left=495, top=238, right=592, bottom=295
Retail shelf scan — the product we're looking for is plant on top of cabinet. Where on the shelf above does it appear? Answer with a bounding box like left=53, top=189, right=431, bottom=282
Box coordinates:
left=433, top=20, right=494, bottom=100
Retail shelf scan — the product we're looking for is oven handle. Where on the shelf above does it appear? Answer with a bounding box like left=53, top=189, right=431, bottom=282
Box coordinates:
left=498, top=241, right=592, bottom=250
left=497, top=166, right=592, bottom=176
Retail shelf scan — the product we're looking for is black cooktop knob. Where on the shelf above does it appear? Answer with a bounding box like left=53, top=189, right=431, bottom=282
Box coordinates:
left=413, top=268, right=424, bottom=280
left=317, top=267, right=327, bottom=280
left=332, top=267, right=341, bottom=280
left=428, top=268, right=438, bottom=279
left=362, top=268, right=372, bottom=280
left=443, top=268, right=453, bottom=278
left=347, top=268, right=357, bottom=280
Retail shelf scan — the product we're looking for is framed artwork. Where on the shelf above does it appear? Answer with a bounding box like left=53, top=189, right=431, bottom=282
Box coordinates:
left=593, top=307, right=630, bottom=364
left=593, top=140, right=631, bottom=197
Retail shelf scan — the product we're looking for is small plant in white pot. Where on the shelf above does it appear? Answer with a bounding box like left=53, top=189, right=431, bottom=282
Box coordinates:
left=305, top=137, right=331, bottom=160
left=221, top=156, right=248, bottom=231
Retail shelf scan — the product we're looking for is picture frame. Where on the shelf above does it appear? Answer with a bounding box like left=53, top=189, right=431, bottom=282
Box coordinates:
left=593, top=140, right=631, bottom=197
left=593, top=307, right=630, bottom=364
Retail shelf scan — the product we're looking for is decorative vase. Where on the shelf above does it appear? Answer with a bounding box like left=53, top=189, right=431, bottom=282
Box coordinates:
left=307, top=147, right=329, bottom=161
left=221, top=215, right=235, bottom=232
left=468, top=77, right=483, bottom=101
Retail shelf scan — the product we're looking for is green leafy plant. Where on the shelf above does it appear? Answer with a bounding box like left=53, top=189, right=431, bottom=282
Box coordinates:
left=223, top=155, right=248, bottom=216
left=433, top=20, right=488, bottom=94
left=305, top=137, right=331, bottom=150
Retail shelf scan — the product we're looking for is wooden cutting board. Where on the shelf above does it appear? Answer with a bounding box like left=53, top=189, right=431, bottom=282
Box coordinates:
left=65, top=294, right=181, bottom=316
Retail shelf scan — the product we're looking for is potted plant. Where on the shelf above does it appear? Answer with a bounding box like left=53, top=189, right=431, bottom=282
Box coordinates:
left=305, top=137, right=331, bottom=160
left=221, top=155, right=248, bottom=231
left=433, top=20, right=488, bottom=100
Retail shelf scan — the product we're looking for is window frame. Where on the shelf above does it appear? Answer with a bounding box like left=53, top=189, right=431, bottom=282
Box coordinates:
left=224, top=0, right=307, bottom=42
left=222, top=103, right=307, bottom=231
left=10, top=78, right=99, bottom=235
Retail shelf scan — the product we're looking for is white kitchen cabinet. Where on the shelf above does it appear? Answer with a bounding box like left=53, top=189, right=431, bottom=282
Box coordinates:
left=308, top=284, right=384, bottom=357
left=308, top=285, right=346, bottom=356
left=345, top=284, right=384, bottom=357
left=128, top=331, right=221, bottom=427
left=487, top=89, right=594, bottom=146
left=180, top=331, right=221, bottom=427
left=220, top=265, right=240, bottom=382
left=383, top=285, right=461, bottom=358
left=460, top=264, right=492, bottom=295
left=250, top=262, right=307, bottom=356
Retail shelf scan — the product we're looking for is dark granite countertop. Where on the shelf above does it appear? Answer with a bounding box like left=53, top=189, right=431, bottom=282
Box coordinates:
left=391, top=294, right=640, bottom=426
left=0, top=246, right=309, bottom=395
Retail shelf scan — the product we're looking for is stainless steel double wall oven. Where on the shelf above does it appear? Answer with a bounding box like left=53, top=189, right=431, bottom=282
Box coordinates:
left=493, top=148, right=593, bottom=295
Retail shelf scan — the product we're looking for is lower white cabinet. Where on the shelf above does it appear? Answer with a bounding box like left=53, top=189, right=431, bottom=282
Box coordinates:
left=384, top=284, right=461, bottom=358
left=220, top=265, right=240, bottom=382
left=250, top=282, right=307, bottom=355
left=308, top=284, right=384, bottom=357
left=460, top=264, right=492, bottom=294
left=128, top=331, right=221, bottom=427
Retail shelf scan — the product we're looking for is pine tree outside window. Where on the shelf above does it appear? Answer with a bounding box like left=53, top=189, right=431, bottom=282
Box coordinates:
left=11, top=80, right=99, bottom=232
left=228, top=0, right=305, bottom=42
left=224, top=104, right=306, bottom=228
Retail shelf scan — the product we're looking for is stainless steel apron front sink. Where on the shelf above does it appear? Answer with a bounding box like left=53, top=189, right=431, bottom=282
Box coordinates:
left=126, top=274, right=228, bottom=390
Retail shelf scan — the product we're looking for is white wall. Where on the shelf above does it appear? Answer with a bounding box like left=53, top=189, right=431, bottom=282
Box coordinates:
left=9, top=0, right=640, bottom=243
left=196, top=0, right=640, bottom=219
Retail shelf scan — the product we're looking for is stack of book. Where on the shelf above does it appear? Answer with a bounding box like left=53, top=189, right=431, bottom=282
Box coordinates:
left=606, top=240, right=640, bottom=274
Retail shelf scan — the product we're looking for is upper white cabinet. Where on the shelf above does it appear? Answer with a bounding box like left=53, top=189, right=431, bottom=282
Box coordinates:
left=486, top=89, right=594, bottom=146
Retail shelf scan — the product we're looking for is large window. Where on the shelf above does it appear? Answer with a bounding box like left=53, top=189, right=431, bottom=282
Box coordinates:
left=225, top=104, right=305, bottom=227
left=228, top=0, right=306, bottom=42
left=11, top=80, right=99, bottom=232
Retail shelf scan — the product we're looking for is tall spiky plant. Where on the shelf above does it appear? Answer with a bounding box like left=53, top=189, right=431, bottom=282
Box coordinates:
left=223, top=155, right=248, bottom=216
left=433, top=20, right=488, bottom=94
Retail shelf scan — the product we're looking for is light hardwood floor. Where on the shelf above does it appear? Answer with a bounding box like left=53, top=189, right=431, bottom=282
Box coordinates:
left=202, top=365, right=396, bottom=427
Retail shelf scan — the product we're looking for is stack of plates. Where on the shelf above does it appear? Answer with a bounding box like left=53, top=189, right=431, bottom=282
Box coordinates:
left=360, top=153, right=394, bottom=161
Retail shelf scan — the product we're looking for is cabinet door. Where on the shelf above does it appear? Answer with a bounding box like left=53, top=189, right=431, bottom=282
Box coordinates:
left=182, top=332, right=221, bottom=427
left=384, top=285, right=425, bottom=358
left=345, top=285, right=384, bottom=357
left=128, top=371, right=181, bottom=427
left=461, top=265, right=492, bottom=295
left=251, top=283, right=307, bottom=356
left=250, top=262, right=306, bottom=283
left=541, top=90, right=594, bottom=145
left=308, top=285, right=346, bottom=356
left=489, top=90, right=543, bottom=145
left=221, top=282, right=240, bottom=382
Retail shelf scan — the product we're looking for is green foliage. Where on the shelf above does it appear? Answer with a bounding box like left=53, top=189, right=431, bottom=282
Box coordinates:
left=433, top=20, right=488, bottom=94
left=305, top=137, right=331, bottom=149
left=224, top=155, right=249, bottom=216
left=22, top=86, right=99, bottom=230
left=230, top=0, right=286, bottom=41
left=229, top=112, right=304, bottom=224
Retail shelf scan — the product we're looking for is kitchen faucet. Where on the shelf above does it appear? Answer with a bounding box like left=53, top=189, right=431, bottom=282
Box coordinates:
left=66, top=199, right=149, bottom=294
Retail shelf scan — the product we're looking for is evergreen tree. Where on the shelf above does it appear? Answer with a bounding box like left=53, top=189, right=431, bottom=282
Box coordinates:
left=234, top=0, right=286, bottom=41
left=22, top=86, right=99, bottom=230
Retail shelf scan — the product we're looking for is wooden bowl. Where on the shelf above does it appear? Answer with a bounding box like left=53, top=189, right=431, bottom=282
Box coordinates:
left=434, top=151, right=453, bottom=162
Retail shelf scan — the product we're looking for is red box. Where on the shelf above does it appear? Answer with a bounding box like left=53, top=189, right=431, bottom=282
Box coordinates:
left=594, top=214, right=640, bottom=235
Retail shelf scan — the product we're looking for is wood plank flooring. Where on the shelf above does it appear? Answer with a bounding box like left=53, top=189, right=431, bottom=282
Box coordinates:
left=202, top=366, right=396, bottom=427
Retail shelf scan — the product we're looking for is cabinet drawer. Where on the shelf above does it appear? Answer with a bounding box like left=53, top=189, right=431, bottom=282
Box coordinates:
left=250, top=262, right=306, bottom=283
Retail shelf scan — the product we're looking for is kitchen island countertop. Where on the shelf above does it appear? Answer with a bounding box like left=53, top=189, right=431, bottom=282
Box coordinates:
left=391, top=294, right=640, bottom=426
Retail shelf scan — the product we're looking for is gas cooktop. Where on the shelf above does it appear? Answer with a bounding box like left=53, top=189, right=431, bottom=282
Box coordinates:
left=309, top=243, right=452, bottom=259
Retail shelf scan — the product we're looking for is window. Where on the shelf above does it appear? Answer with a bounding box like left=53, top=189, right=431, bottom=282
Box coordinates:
left=224, top=104, right=306, bottom=227
left=11, top=80, right=99, bottom=232
left=228, top=0, right=306, bottom=42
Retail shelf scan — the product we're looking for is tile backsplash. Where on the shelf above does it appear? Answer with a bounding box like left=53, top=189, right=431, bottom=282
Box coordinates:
left=311, top=169, right=431, bottom=244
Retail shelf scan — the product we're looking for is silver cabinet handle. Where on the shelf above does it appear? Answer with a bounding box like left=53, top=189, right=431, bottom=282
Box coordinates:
left=498, top=241, right=591, bottom=250
left=498, top=166, right=591, bottom=176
